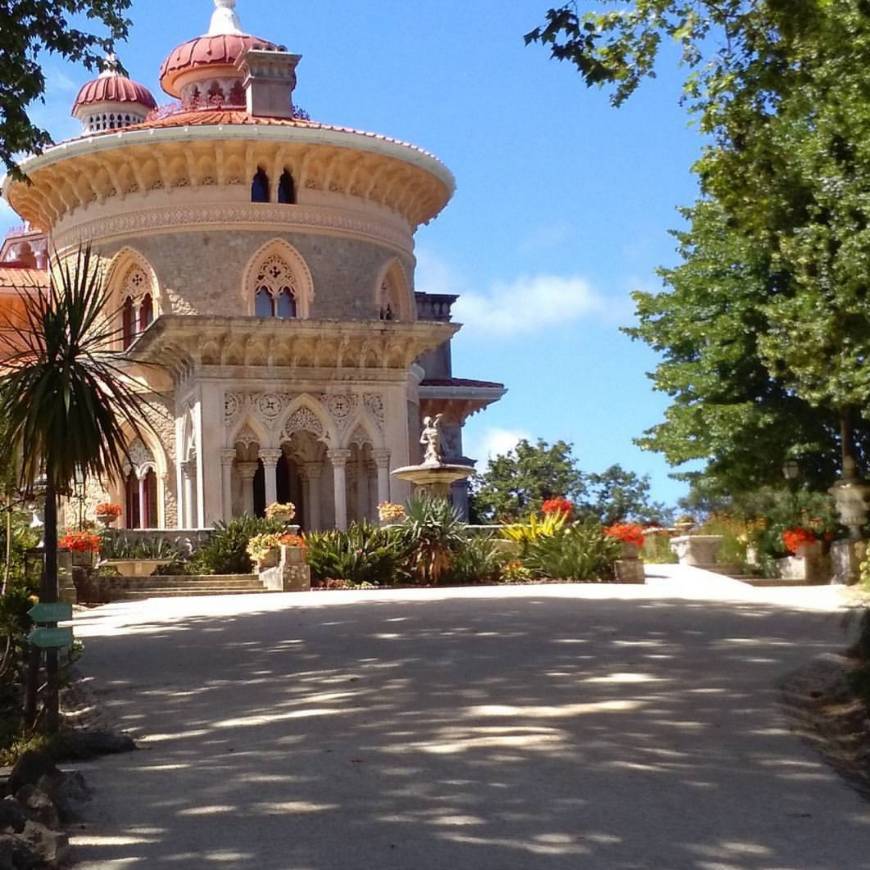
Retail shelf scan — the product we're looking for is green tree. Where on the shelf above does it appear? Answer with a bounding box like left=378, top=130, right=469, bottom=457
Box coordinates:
left=582, top=464, right=672, bottom=526
left=530, top=1, right=870, bottom=480
left=470, top=439, right=585, bottom=522
left=0, top=246, right=150, bottom=732
left=0, top=0, right=131, bottom=176
left=628, top=199, right=867, bottom=496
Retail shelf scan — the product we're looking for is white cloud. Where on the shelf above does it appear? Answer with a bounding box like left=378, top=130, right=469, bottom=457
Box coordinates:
left=453, top=274, right=604, bottom=337
left=467, top=427, right=531, bottom=465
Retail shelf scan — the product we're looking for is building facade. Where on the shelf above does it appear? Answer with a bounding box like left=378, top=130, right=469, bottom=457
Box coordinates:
left=0, top=0, right=504, bottom=530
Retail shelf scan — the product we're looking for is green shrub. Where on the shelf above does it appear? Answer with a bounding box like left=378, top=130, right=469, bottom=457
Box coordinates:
left=641, top=532, right=677, bottom=564
left=524, top=521, right=621, bottom=581
left=447, top=536, right=505, bottom=585
left=306, top=521, right=407, bottom=586
left=401, top=495, right=466, bottom=584
left=190, top=516, right=285, bottom=575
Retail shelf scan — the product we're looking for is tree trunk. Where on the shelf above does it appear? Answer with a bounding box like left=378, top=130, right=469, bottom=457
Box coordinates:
left=2, top=501, right=10, bottom=597
left=841, top=407, right=859, bottom=480
left=42, top=481, right=59, bottom=734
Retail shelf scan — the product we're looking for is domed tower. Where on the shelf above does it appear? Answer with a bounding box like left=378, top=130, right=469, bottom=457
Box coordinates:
left=71, top=55, right=157, bottom=133
left=2, top=0, right=504, bottom=533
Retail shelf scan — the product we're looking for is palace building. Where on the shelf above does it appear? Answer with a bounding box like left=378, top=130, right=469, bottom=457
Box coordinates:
left=0, top=0, right=504, bottom=531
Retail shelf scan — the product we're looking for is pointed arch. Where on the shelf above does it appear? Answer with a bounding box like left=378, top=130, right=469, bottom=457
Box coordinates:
left=276, top=394, right=337, bottom=448
left=106, top=247, right=161, bottom=349
left=242, top=239, right=314, bottom=319
left=375, top=258, right=413, bottom=322
left=340, top=408, right=384, bottom=450
left=227, top=414, right=271, bottom=451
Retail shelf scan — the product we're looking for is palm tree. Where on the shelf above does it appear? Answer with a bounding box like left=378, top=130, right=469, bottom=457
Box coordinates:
left=0, top=245, right=151, bottom=732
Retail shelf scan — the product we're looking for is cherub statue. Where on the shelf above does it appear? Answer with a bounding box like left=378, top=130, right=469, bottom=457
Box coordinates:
left=420, top=414, right=445, bottom=466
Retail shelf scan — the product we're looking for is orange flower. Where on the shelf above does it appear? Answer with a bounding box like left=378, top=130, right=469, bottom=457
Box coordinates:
left=605, top=523, right=645, bottom=548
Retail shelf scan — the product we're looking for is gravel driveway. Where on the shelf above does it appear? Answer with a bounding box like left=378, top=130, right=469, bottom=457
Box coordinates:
left=69, top=567, right=870, bottom=869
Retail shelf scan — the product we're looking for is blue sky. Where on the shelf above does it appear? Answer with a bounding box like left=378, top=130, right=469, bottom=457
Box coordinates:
left=0, top=0, right=706, bottom=505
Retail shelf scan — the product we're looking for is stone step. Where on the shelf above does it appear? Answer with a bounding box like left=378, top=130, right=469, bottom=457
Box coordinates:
left=110, top=587, right=271, bottom=600
left=109, top=575, right=262, bottom=589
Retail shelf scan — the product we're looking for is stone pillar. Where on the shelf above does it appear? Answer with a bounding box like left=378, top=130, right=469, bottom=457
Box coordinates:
left=356, top=460, right=370, bottom=522
left=181, top=459, right=197, bottom=528
left=237, top=462, right=259, bottom=517
left=328, top=449, right=351, bottom=531
left=138, top=476, right=147, bottom=530
left=302, top=462, right=323, bottom=531
left=373, top=449, right=391, bottom=507
left=221, top=450, right=236, bottom=522
left=260, top=449, right=282, bottom=510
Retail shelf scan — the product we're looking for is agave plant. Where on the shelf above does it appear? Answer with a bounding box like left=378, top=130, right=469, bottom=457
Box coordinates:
left=305, top=521, right=406, bottom=586
left=502, top=510, right=568, bottom=556
left=401, top=495, right=466, bottom=584
left=0, top=245, right=153, bottom=731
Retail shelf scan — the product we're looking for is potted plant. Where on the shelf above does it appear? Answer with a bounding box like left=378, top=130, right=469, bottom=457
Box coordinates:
left=59, top=530, right=101, bottom=568
left=378, top=502, right=407, bottom=525
left=604, top=523, right=646, bottom=559
left=265, top=502, right=296, bottom=528
left=95, top=502, right=122, bottom=528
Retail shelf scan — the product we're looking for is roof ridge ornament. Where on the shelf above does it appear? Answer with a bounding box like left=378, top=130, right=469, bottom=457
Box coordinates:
left=99, top=53, right=121, bottom=78
left=208, top=0, right=244, bottom=36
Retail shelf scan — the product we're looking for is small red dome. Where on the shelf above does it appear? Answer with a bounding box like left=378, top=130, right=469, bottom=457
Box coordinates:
left=73, top=73, right=157, bottom=112
left=159, top=33, right=280, bottom=97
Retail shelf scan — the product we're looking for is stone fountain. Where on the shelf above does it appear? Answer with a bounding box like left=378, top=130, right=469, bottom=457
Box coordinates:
left=392, top=414, right=475, bottom=499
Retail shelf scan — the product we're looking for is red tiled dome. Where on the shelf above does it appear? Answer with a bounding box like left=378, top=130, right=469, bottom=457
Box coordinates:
left=73, top=73, right=157, bottom=112
left=159, top=33, right=281, bottom=97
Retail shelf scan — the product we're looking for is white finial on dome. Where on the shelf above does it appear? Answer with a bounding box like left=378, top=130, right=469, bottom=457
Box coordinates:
left=208, top=0, right=244, bottom=36
left=99, top=53, right=120, bottom=78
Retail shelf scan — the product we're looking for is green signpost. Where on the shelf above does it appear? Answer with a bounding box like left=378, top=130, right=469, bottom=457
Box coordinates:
left=29, top=627, right=74, bottom=650
left=28, top=602, right=73, bottom=624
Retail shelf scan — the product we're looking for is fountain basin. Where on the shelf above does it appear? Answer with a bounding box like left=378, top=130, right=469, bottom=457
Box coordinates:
left=392, top=463, right=475, bottom=498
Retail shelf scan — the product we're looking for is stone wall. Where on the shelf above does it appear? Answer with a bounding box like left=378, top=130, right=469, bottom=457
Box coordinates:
left=99, top=230, right=413, bottom=321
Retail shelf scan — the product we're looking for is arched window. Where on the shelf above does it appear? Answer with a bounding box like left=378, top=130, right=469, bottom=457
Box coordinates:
left=139, top=294, right=153, bottom=332
left=143, top=469, right=158, bottom=528
left=276, top=288, right=296, bottom=319
left=278, top=170, right=295, bottom=204
left=378, top=262, right=409, bottom=322
left=122, top=297, right=136, bottom=349
left=251, top=167, right=270, bottom=203
left=252, top=254, right=298, bottom=319
left=255, top=287, right=274, bottom=318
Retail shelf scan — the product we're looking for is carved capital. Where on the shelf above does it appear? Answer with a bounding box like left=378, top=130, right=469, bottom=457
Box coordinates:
left=259, top=448, right=284, bottom=468
left=327, top=448, right=352, bottom=468
left=221, top=449, right=237, bottom=467
left=372, top=448, right=391, bottom=469
left=236, top=461, right=260, bottom=481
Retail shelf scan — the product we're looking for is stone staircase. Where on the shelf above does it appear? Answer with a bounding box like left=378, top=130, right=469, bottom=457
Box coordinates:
left=105, top=574, right=269, bottom=601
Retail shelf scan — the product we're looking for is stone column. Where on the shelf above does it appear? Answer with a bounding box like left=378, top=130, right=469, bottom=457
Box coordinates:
left=221, top=450, right=236, bottom=522
left=138, top=475, right=147, bottom=529
left=181, top=459, right=197, bottom=528
left=237, top=462, right=259, bottom=517
left=302, top=462, right=323, bottom=531
left=260, top=449, right=283, bottom=510
left=328, top=449, right=351, bottom=531
left=356, top=459, right=370, bottom=522
left=373, top=449, right=391, bottom=507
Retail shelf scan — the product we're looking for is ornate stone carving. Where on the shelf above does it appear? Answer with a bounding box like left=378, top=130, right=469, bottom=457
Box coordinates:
left=321, top=393, right=357, bottom=426
left=348, top=425, right=371, bottom=447
left=234, top=424, right=260, bottom=448
left=363, top=393, right=385, bottom=426
left=255, top=392, right=290, bottom=426
left=224, top=391, right=243, bottom=424
left=54, top=204, right=413, bottom=255
left=282, top=407, right=324, bottom=442
left=124, top=437, right=156, bottom=479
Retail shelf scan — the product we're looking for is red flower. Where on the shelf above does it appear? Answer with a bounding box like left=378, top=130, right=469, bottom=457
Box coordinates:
left=59, top=531, right=101, bottom=554
left=95, top=502, right=122, bottom=519
left=605, top=523, right=646, bottom=548
left=782, top=527, right=817, bottom=555
left=541, top=498, right=574, bottom=519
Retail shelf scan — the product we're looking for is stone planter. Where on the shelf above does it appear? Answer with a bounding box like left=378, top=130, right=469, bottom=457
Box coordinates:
left=614, top=541, right=645, bottom=583
left=669, top=535, right=723, bottom=569
left=259, top=544, right=311, bottom=592
left=830, top=538, right=867, bottom=585
left=255, top=548, right=281, bottom=571
left=777, top=541, right=828, bottom=584
left=100, top=559, right=167, bottom=578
